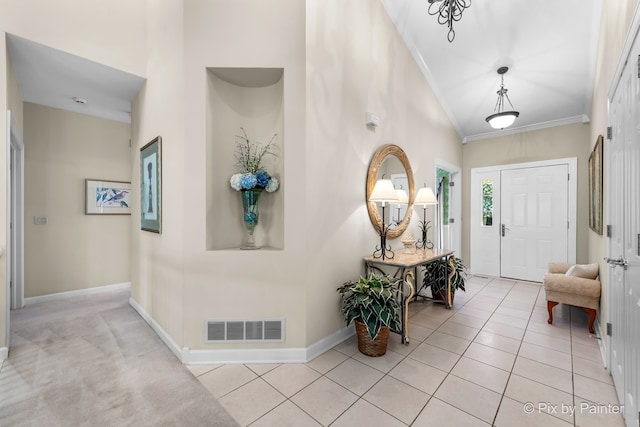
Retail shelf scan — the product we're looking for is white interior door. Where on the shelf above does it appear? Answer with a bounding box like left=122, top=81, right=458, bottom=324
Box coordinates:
left=608, top=39, right=640, bottom=425
left=500, top=165, right=569, bottom=282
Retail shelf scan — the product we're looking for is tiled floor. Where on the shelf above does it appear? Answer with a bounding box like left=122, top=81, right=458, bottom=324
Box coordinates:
left=188, top=276, right=626, bottom=426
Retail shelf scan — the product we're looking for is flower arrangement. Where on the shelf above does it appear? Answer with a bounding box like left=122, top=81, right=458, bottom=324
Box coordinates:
left=229, top=127, right=279, bottom=193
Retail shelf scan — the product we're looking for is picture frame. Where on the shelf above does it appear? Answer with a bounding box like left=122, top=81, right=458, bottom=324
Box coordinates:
left=140, top=136, right=162, bottom=233
left=588, top=134, right=603, bottom=235
left=85, top=179, right=131, bottom=215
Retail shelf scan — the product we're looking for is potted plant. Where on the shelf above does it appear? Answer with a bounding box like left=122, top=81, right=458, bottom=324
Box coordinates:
left=422, top=256, right=467, bottom=303
left=337, top=273, right=401, bottom=357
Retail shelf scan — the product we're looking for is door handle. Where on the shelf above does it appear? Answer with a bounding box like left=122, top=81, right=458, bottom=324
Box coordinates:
left=604, top=256, right=628, bottom=269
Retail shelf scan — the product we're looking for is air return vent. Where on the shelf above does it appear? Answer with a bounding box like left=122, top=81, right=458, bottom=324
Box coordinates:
left=206, top=319, right=285, bottom=342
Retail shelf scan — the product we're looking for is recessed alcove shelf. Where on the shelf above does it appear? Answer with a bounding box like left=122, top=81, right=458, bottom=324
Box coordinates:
left=206, top=67, right=285, bottom=251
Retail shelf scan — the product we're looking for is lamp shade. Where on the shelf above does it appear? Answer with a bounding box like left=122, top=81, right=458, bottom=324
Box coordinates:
left=486, top=111, right=519, bottom=130
left=369, top=179, right=399, bottom=203
left=414, top=187, right=438, bottom=206
left=395, top=189, right=409, bottom=204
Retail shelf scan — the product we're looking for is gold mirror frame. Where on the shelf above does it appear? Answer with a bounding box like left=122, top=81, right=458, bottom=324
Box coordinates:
left=366, top=144, right=415, bottom=239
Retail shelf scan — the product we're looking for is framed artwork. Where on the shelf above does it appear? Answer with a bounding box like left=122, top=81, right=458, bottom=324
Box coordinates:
left=140, top=136, right=162, bottom=233
left=85, top=179, right=131, bottom=215
left=588, top=134, right=603, bottom=235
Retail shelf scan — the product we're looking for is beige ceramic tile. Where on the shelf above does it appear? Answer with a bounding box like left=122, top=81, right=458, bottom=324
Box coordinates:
left=218, top=378, right=286, bottom=426
left=251, top=401, right=321, bottom=427
left=572, top=355, right=613, bottom=385
left=437, top=320, right=480, bottom=340
left=408, top=342, right=461, bottom=372
left=499, top=299, right=535, bottom=312
left=573, top=398, right=626, bottom=427
left=387, top=335, right=420, bottom=356
left=363, top=376, right=430, bottom=425
left=434, top=375, right=502, bottom=423
left=306, top=349, right=348, bottom=375
left=456, top=306, right=494, bottom=321
left=523, top=330, right=572, bottom=354
left=290, top=377, right=357, bottom=427
left=406, top=323, right=435, bottom=341
left=495, top=306, right=532, bottom=320
left=481, top=320, right=526, bottom=340
left=424, top=331, right=471, bottom=355
left=185, top=363, right=221, bottom=377
left=413, top=397, right=490, bottom=427
left=245, top=363, right=281, bottom=376
left=325, top=358, right=384, bottom=396
left=463, top=295, right=503, bottom=312
left=388, top=357, right=447, bottom=395
left=352, top=348, right=404, bottom=373
left=504, top=374, right=574, bottom=424
left=473, top=330, right=521, bottom=354
left=262, top=364, right=321, bottom=397
left=331, top=398, right=406, bottom=427
left=525, top=320, right=571, bottom=341
left=490, top=313, right=529, bottom=329
left=494, top=396, right=573, bottom=427
left=449, top=313, right=489, bottom=329
left=463, top=342, right=516, bottom=371
left=571, top=341, right=604, bottom=363
left=573, top=374, right=621, bottom=405
left=197, top=363, right=257, bottom=399
left=333, top=336, right=359, bottom=356
left=512, top=356, right=573, bottom=394
left=451, top=356, right=510, bottom=394
left=410, top=313, right=448, bottom=329
left=518, top=342, right=572, bottom=371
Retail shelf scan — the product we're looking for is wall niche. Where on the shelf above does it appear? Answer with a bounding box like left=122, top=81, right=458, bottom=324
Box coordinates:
left=206, top=67, right=284, bottom=250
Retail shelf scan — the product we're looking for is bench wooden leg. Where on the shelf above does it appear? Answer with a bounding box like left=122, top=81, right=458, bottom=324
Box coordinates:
left=547, top=301, right=559, bottom=325
left=583, top=307, right=596, bottom=334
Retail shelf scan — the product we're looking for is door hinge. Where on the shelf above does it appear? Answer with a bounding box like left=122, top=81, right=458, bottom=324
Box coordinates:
left=637, top=234, right=640, bottom=256
left=607, top=126, right=613, bottom=140
left=607, top=225, right=612, bottom=238
left=449, top=218, right=455, bottom=224
left=567, top=221, right=570, bottom=229
left=607, top=323, right=612, bottom=336
left=567, top=173, right=570, bottom=181
left=637, top=54, right=640, bottom=78
left=449, top=181, right=455, bottom=187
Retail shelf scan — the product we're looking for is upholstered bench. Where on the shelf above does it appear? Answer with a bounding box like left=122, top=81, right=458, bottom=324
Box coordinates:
left=543, top=262, right=601, bottom=333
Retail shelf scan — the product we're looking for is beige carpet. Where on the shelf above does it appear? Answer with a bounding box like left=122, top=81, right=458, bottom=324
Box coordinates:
left=0, top=288, right=238, bottom=427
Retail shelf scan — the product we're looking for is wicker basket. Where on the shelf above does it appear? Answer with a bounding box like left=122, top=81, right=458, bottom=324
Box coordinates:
left=355, top=321, right=389, bottom=357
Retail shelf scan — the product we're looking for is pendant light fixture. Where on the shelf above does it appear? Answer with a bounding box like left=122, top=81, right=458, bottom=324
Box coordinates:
left=485, top=66, right=520, bottom=130
left=427, top=0, right=472, bottom=42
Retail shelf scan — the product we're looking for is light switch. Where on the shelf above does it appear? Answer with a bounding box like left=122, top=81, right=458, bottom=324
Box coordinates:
left=34, top=216, right=48, bottom=225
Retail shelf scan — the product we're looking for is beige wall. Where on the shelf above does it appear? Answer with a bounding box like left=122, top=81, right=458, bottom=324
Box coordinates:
left=462, top=123, right=591, bottom=265
left=24, top=103, right=131, bottom=297
left=130, top=0, right=185, bottom=346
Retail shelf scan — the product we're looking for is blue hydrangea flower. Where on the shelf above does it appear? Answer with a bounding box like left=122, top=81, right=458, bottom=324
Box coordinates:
left=255, top=170, right=271, bottom=188
left=240, top=173, right=257, bottom=190
left=229, top=173, right=243, bottom=191
left=266, top=177, right=279, bottom=193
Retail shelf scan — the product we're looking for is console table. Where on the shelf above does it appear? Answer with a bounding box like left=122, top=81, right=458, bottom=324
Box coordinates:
left=363, top=248, right=455, bottom=344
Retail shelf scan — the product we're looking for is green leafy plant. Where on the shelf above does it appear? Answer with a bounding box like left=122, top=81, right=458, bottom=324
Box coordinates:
left=337, top=273, right=401, bottom=340
left=422, top=256, right=467, bottom=299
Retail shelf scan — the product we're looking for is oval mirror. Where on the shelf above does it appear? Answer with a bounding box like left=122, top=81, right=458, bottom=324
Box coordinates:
left=366, top=144, right=415, bottom=239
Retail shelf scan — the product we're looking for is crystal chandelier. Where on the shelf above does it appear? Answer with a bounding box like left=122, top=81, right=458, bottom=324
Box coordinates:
left=485, top=66, right=520, bottom=130
left=427, top=0, right=472, bottom=42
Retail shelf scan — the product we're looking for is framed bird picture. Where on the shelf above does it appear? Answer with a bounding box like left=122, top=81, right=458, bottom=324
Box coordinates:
left=85, top=179, right=132, bottom=215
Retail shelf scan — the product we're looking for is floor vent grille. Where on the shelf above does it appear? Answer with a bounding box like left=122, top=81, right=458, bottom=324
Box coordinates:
left=206, top=319, right=285, bottom=342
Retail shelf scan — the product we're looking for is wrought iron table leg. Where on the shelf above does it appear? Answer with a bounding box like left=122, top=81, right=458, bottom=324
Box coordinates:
left=402, top=270, right=415, bottom=344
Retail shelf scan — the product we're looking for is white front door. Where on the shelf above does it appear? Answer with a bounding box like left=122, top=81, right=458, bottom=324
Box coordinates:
left=500, top=165, right=569, bottom=282
left=608, top=37, right=640, bottom=425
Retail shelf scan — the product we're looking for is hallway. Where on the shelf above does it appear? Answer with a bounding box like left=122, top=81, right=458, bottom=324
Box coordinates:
left=191, top=276, right=625, bottom=426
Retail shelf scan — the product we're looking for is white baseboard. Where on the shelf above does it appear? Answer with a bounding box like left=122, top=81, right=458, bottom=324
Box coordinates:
left=24, top=282, right=131, bottom=306
left=128, top=297, right=184, bottom=363
left=183, top=325, right=354, bottom=365
left=0, top=346, right=7, bottom=362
